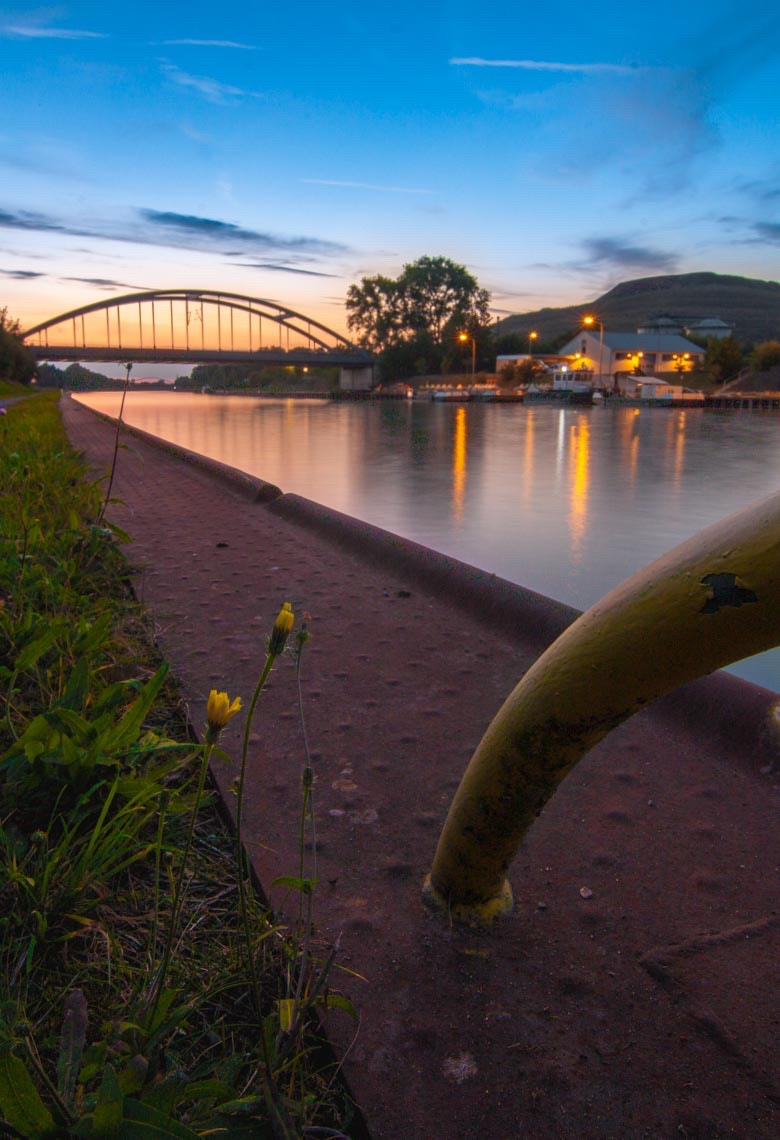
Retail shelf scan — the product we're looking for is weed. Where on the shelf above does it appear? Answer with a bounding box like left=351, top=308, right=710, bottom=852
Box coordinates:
left=0, top=394, right=360, bottom=1137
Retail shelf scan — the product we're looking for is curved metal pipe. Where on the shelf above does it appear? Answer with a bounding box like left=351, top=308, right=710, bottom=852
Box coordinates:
left=424, top=489, right=780, bottom=923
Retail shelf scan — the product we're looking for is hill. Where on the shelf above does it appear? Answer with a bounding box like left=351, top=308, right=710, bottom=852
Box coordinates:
left=496, top=272, right=780, bottom=346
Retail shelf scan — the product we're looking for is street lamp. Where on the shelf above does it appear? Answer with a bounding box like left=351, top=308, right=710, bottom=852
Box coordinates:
left=458, top=331, right=476, bottom=376
left=528, top=330, right=538, bottom=356
left=583, top=314, right=605, bottom=387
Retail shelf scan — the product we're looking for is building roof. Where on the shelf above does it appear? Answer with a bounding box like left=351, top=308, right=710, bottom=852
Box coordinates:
left=559, top=331, right=704, bottom=353
left=685, top=318, right=733, bottom=329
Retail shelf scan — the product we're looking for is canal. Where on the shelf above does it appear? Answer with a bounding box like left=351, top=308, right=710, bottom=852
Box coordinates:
left=74, top=392, right=780, bottom=691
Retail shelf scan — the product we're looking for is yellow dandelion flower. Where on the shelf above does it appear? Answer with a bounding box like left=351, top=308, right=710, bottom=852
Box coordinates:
left=268, top=601, right=295, bottom=655
left=205, top=690, right=242, bottom=741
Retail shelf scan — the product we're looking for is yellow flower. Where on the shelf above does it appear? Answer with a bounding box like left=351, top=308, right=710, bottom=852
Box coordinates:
left=268, top=601, right=295, bottom=656
left=205, top=690, right=242, bottom=741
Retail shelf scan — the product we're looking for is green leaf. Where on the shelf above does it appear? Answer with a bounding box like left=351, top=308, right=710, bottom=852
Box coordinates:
left=103, top=666, right=169, bottom=753
left=178, top=1078, right=231, bottom=1103
left=277, top=997, right=295, bottom=1032
left=58, top=989, right=89, bottom=1109
left=0, top=1050, right=58, bottom=1137
left=91, top=1063, right=124, bottom=1134
left=105, top=521, right=131, bottom=545
left=72, top=612, right=113, bottom=657
left=57, top=657, right=90, bottom=711
left=319, top=992, right=358, bottom=1019
left=119, top=1097, right=202, bottom=1138
left=271, top=875, right=319, bottom=895
left=15, top=623, right=63, bottom=672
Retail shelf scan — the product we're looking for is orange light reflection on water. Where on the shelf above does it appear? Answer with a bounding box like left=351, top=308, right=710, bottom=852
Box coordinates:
left=568, top=418, right=590, bottom=562
left=452, top=406, right=467, bottom=520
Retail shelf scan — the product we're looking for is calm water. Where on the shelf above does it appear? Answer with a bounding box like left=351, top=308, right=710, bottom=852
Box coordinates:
left=75, top=392, right=780, bottom=691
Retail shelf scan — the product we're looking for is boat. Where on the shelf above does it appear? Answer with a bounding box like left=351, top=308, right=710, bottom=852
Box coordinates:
left=431, top=387, right=471, bottom=401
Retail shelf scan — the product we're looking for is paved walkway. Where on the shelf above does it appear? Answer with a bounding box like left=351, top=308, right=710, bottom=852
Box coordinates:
left=61, top=395, right=779, bottom=1139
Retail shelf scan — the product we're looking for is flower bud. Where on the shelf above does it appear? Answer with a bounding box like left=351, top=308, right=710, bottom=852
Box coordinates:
left=268, top=602, right=295, bottom=656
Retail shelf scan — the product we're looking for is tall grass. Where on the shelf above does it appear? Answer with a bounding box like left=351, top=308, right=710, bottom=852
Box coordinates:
left=0, top=393, right=360, bottom=1137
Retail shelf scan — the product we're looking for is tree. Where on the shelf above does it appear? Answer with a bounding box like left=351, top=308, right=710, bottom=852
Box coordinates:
left=704, top=334, right=743, bottom=384
left=0, top=308, right=36, bottom=384
left=346, top=256, right=491, bottom=377
left=751, top=339, right=780, bottom=372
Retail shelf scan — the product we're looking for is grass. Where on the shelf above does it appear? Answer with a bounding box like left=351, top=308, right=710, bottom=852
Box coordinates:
left=0, top=391, right=362, bottom=1137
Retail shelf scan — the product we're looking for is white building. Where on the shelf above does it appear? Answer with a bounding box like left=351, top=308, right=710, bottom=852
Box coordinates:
left=556, top=330, right=704, bottom=387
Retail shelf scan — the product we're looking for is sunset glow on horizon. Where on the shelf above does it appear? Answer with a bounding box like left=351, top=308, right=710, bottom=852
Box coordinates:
left=2, top=1, right=779, bottom=348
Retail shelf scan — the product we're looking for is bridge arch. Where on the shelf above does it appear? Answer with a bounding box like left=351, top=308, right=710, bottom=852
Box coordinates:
left=23, top=288, right=371, bottom=367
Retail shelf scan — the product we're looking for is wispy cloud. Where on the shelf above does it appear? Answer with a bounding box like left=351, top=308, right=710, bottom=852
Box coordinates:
left=0, top=205, right=350, bottom=262
left=303, top=178, right=434, bottom=195
left=0, top=267, right=44, bottom=279
left=1, top=25, right=107, bottom=40
left=237, top=262, right=341, bottom=278
left=159, top=60, right=262, bottom=103
left=450, top=57, right=641, bottom=76
left=160, top=39, right=257, bottom=50
left=62, top=276, right=142, bottom=290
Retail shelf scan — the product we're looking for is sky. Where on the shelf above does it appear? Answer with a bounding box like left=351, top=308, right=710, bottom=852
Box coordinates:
left=2, top=0, right=779, bottom=346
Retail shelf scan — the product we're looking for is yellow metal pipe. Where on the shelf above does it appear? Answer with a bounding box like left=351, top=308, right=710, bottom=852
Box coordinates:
left=424, top=489, right=780, bottom=923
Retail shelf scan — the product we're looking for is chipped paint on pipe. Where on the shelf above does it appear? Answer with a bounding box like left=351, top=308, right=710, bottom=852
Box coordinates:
left=424, top=489, right=780, bottom=923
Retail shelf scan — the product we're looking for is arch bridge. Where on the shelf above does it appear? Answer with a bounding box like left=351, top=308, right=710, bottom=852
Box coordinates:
left=23, top=289, right=374, bottom=386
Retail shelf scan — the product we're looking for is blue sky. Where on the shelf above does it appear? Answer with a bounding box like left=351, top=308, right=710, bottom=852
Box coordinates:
left=2, top=1, right=779, bottom=339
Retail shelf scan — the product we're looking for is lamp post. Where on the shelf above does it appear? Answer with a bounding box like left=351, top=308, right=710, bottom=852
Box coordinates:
left=583, top=314, right=605, bottom=387
left=458, top=331, right=476, bottom=377
left=528, top=330, right=538, bottom=356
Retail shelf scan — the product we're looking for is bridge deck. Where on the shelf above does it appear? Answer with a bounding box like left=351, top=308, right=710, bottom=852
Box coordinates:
left=61, top=394, right=780, bottom=1140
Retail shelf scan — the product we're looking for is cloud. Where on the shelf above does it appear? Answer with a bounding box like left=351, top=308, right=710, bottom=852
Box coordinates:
left=0, top=205, right=350, bottom=262
left=1, top=25, right=106, bottom=40
left=0, top=208, right=66, bottom=234
left=139, top=209, right=348, bottom=256
left=62, top=276, right=142, bottom=290
left=237, top=262, right=341, bottom=278
left=578, top=236, right=678, bottom=273
left=753, top=222, right=780, bottom=245
left=159, top=60, right=262, bottom=103
left=160, top=39, right=256, bottom=50
left=303, top=178, right=434, bottom=195
left=450, top=57, right=641, bottom=76
left=0, top=267, right=44, bottom=279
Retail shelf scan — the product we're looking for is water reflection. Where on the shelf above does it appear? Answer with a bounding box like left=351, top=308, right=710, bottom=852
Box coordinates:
left=74, top=392, right=780, bottom=690
left=568, top=418, right=590, bottom=562
left=452, top=406, right=467, bottom=520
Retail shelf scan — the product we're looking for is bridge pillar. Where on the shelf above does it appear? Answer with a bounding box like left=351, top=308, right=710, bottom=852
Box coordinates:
left=339, top=365, right=374, bottom=391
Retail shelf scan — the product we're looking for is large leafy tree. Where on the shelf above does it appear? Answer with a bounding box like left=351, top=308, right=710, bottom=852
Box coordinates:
left=704, top=334, right=744, bottom=384
left=346, top=256, right=491, bottom=376
left=0, top=308, right=36, bottom=384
